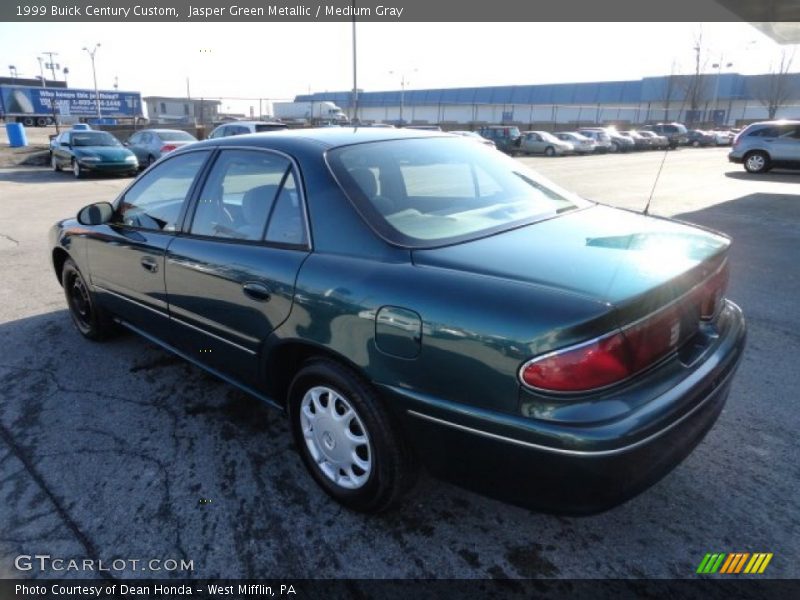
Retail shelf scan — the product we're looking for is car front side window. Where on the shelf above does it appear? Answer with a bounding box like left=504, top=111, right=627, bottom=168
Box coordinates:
left=114, top=151, right=210, bottom=231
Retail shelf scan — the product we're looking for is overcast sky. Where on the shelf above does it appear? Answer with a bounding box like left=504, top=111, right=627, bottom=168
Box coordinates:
left=0, top=21, right=792, bottom=111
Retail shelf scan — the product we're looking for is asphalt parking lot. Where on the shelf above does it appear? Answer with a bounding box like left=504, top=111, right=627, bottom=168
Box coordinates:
left=0, top=147, right=798, bottom=580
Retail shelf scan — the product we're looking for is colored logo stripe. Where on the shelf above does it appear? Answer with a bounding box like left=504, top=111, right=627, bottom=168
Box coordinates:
left=744, top=553, right=773, bottom=574
left=697, top=553, right=773, bottom=574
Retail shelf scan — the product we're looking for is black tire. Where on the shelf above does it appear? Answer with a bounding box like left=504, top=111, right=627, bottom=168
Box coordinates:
left=72, top=159, right=83, bottom=179
left=146, top=154, right=155, bottom=167
left=288, top=358, right=418, bottom=513
left=692, top=140, right=700, bottom=147
left=544, top=146, right=555, bottom=157
left=743, top=151, right=771, bottom=174
left=51, top=154, right=61, bottom=172
left=61, top=258, right=116, bottom=341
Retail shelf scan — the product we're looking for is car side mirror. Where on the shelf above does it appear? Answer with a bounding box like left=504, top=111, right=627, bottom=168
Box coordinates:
left=77, top=202, right=114, bottom=226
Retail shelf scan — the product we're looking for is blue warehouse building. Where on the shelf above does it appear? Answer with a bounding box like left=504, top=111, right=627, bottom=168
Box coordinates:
left=295, top=73, right=800, bottom=127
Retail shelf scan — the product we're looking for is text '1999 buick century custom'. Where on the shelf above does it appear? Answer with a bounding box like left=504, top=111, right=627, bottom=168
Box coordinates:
left=50, top=128, right=746, bottom=513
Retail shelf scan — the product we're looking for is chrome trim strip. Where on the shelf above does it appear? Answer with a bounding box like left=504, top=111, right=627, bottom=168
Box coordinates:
left=94, top=284, right=257, bottom=356
left=93, top=285, right=168, bottom=318
left=407, top=364, right=735, bottom=458
left=170, top=315, right=257, bottom=356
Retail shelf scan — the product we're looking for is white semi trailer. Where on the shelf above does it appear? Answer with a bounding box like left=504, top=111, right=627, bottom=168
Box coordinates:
left=273, top=101, right=348, bottom=125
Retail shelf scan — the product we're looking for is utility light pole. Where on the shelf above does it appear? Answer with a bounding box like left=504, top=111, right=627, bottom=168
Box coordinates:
left=82, top=43, right=102, bottom=120
left=389, top=69, right=417, bottom=126
left=41, top=51, right=59, bottom=83
left=351, top=2, right=358, bottom=124
left=712, top=56, right=734, bottom=117
left=36, top=57, right=46, bottom=87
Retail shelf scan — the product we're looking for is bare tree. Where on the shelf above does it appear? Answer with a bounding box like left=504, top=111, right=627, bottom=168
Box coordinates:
left=752, top=50, right=796, bottom=119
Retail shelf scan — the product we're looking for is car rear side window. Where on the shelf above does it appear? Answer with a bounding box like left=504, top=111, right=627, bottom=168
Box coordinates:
left=115, top=151, right=210, bottom=231
left=265, top=170, right=307, bottom=246
left=749, top=126, right=780, bottom=137
left=189, top=149, right=302, bottom=243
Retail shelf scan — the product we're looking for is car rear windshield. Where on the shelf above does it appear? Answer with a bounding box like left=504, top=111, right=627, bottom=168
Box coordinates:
left=72, top=132, right=120, bottom=147
left=158, top=131, right=196, bottom=141
left=255, top=124, right=287, bottom=132
left=327, top=137, right=589, bottom=248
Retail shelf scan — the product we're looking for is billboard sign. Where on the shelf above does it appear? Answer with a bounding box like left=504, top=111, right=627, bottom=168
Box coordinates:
left=0, top=85, right=142, bottom=117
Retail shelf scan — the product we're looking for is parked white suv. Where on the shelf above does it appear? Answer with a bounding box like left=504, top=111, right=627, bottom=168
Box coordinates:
left=729, top=120, right=800, bottom=173
left=207, top=121, right=287, bottom=139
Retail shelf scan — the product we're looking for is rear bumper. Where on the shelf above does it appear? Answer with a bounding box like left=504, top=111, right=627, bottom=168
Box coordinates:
left=384, top=301, right=746, bottom=514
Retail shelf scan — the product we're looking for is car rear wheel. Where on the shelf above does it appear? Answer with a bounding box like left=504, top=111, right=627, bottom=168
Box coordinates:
left=51, top=154, right=61, bottom=172
left=744, top=151, right=770, bottom=174
left=288, top=359, right=418, bottom=513
left=609, top=142, right=619, bottom=153
left=72, top=159, right=83, bottom=179
left=61, top=259, right=116, bottom=341
left=544, top=146, right=555, bottom=157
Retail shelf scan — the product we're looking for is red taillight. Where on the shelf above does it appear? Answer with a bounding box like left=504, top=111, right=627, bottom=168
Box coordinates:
left=521, top=264, right=729, bottom=393
left=160, top=144, right=178, bottom=153
left=521, top=331, right=632, bottom=392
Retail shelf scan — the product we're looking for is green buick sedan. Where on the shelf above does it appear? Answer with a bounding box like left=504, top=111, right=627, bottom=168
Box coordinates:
left=51, top=129, right=139, bottom=178
left=49, top=128, right=746, bottom=513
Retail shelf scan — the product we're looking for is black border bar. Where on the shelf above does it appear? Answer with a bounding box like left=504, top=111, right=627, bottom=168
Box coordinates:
left=0, top=0, right=785, bottom=22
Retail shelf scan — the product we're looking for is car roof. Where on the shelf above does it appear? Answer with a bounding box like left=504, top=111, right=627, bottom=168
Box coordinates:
left=192, top=126, right=450, bottom=150
left=747, top=120, right=800, bottom=127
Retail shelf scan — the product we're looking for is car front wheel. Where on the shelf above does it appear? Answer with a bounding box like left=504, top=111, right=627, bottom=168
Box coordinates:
left=51, top=154, right=61, bottom=171
left=288, top=359, right=418, bottom=513
left=61, top=259, right=116, bottom=340
left=744, top=151, right=771, bottom=174
left=544, top=146, right=555, bottom=157
left=72, top=159, right=83, bottom=179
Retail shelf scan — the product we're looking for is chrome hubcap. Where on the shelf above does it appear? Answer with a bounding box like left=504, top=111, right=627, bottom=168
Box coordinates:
left=746, top=155, right=765, bottom=171
left=300, top=386, right=371, bottom=490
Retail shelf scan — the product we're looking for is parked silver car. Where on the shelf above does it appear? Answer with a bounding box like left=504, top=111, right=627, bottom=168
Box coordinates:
left=729, top=120, right=800, bottom=173
left=520, top=131, right=573, bottom=156
left=637, top=130, right=669, bottom=150
left=580, top=128, right=635, bottom=153
left=124, top=129, right=197, bottom=168
left=577, top=129, right=614, bottom=153
left=554, top=131, right=596, bottom=154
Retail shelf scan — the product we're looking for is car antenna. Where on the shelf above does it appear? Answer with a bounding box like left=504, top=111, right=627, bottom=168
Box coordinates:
left=643, top=82, right=693, bottom=216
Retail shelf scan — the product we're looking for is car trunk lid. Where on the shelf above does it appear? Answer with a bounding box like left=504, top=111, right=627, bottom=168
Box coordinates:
left=413, top=204, right=730, bottom=338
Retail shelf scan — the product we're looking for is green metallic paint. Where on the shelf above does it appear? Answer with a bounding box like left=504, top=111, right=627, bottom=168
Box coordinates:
left=49, top=129, right=747, bottom=513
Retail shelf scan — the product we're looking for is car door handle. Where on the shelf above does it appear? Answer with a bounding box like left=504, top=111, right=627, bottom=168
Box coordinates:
left=140, top=256, right=159, bottom=273
left=242, top=282, right=271, bottom=302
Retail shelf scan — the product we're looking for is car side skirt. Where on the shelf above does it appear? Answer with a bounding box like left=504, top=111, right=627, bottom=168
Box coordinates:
left=113, top=317, right=283, bottom=412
